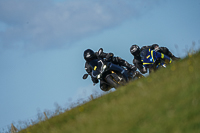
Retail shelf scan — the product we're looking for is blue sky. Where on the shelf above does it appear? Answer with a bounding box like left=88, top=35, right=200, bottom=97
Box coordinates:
left=0, top=0, right=200, bottom=130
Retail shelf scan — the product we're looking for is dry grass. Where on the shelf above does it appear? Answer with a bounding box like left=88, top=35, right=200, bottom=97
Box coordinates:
left=17, top=50, right=200, bottom=133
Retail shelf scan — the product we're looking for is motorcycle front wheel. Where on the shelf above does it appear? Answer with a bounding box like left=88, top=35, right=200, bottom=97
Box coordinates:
left=105, top=74, right=127, bottom=89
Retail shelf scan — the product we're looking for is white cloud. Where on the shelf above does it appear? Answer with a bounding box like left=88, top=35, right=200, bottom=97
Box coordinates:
left=0, top=0, right=161, bottom=51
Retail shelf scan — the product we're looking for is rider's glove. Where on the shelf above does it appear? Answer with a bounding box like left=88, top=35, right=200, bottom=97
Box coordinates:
left=105, top=53, right=114, bottom=62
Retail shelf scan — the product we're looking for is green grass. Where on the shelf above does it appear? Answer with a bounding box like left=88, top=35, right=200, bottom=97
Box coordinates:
left=19, top=51, right=200, bottom=133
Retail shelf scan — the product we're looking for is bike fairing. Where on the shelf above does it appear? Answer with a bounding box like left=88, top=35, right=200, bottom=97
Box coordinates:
left=89, top=59, right=129, bottom=82
left=140, top=49, right=172, bottom=68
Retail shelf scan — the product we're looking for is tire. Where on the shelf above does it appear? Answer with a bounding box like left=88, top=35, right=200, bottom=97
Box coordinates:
left=105, top=75, right=119, bottom=88
left=105, top=74, right=127, bottom=88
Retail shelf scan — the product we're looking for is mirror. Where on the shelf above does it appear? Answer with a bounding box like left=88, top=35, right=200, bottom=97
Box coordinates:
left=97, top=48, right=103, bottom=56
left=83, top=74, right=88, bottom=79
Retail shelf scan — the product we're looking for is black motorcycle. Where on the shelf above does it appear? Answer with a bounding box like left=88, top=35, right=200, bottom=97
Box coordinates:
left=83, top=48, right=143, bottom=89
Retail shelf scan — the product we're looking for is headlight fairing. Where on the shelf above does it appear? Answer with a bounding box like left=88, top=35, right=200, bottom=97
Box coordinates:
left=97, top=65, right=107, bottom=79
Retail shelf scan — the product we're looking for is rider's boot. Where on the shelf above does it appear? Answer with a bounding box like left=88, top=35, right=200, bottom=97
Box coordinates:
left=132, top=71, right=144, bottom=79
left=124, top=61, right=137, bottom=71
left=172, top=56, right=180, bottom=61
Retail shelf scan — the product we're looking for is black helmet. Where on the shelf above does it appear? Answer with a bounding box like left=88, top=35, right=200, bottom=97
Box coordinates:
left=130, top=45, right=140, bottom=56
left=83, top=49, right=95, bottom=62
left=152, top=44, right=159, bottom=51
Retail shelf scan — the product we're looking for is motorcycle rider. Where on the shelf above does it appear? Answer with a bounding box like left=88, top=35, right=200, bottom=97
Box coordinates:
left=140, top=48, right=172, bottom=73
left=141, top=44, right=180, bottom=60
left=84, top=48, right=136, bottom=91
left=130, top=44, right=180, bottom=74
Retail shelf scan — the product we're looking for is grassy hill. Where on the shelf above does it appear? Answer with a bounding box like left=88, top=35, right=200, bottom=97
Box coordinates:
left=19, top=51, right=200, bottom=133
